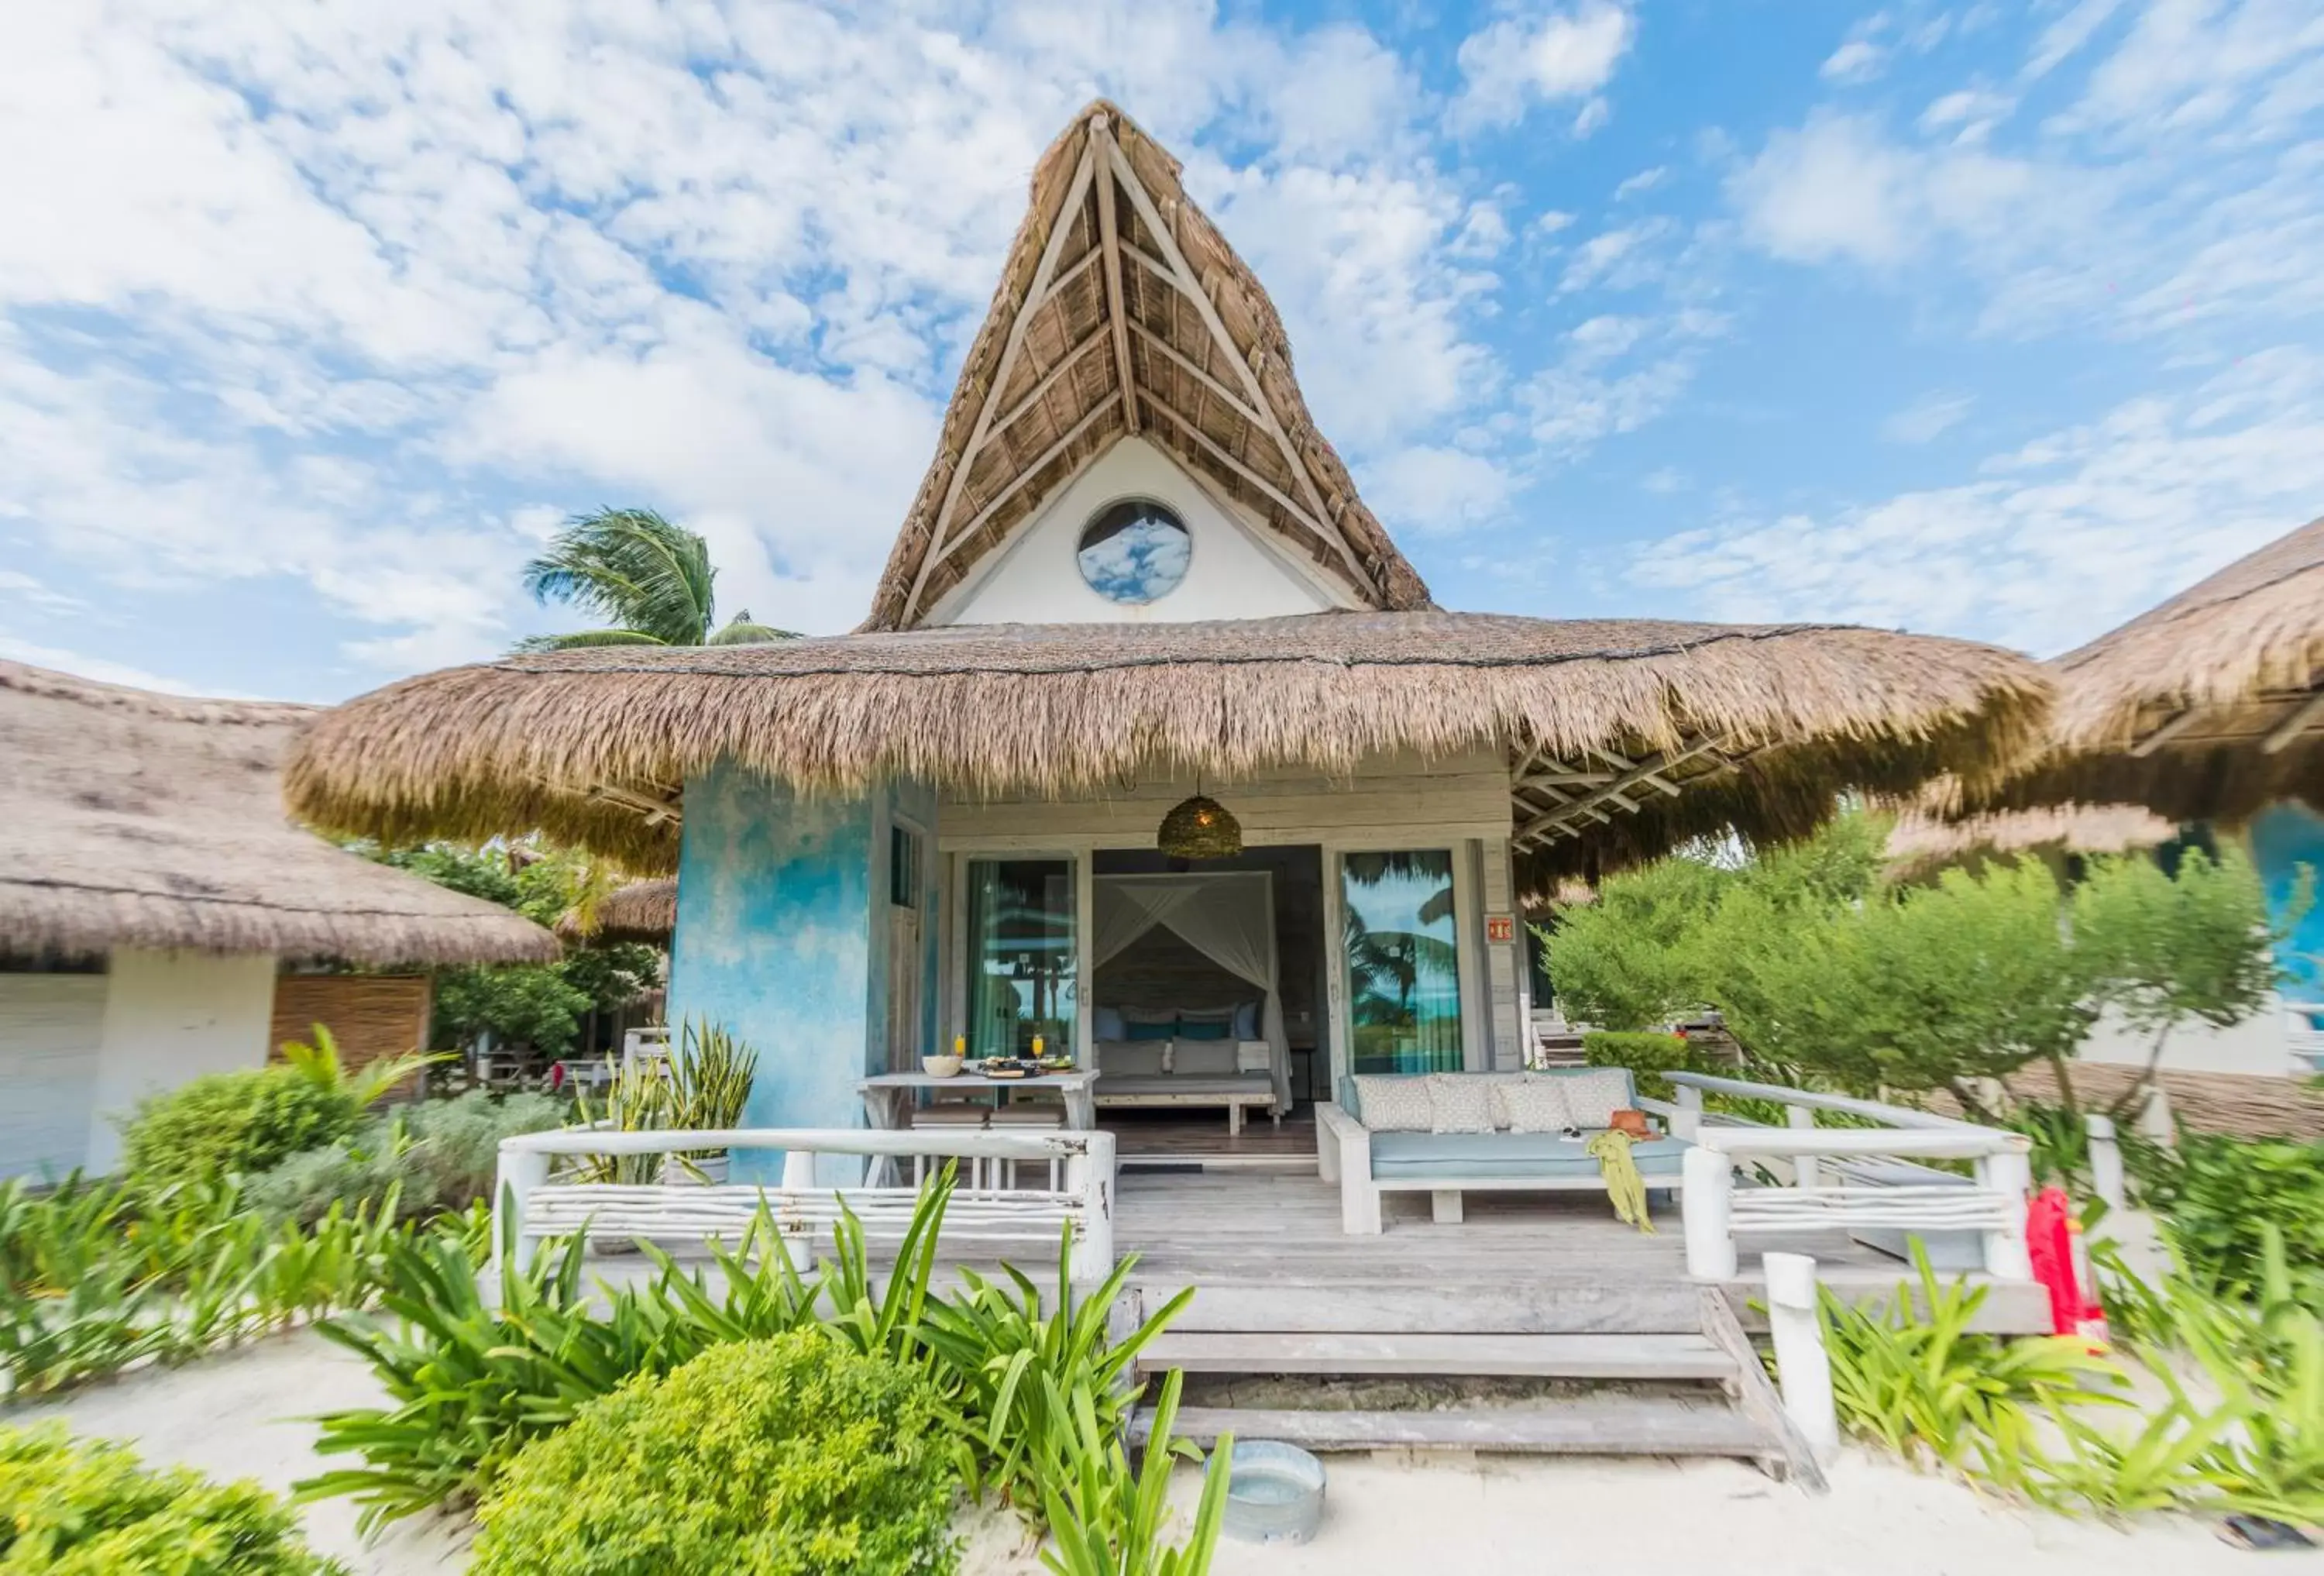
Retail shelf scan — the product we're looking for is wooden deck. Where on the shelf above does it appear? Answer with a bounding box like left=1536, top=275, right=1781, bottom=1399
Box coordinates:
left=1109, top=1168, right=2052, bottom=1333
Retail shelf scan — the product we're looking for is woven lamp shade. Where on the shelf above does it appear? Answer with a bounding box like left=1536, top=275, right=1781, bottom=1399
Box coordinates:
left=1157, top=794, right=1243, bottom=859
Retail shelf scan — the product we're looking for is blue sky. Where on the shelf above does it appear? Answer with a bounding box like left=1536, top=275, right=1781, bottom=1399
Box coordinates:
left=2, top=1, right=2320, bottom=702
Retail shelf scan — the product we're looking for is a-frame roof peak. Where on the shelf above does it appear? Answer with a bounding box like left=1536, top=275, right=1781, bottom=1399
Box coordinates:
left=862, top=100, right=1433, bottom=631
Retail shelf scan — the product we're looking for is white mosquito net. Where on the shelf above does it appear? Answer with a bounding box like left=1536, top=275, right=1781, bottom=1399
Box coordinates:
left=1092, top=871, right=1288, bottom=1112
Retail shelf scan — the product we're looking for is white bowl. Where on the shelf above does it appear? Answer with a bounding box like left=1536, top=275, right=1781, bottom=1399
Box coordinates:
left=921, top=1055, right=964, bottom=1078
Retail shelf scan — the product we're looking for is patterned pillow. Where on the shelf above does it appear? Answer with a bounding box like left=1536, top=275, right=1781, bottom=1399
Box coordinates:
left=1349, top=1075, right=1432, bottom=1133
left=1550, top=1068, right=1635, bottom=1128
left=1499, top=1078, right=1573, bottom=1134
left=1177, top=1007, right=1236, bottom=1041
left=1427, top=1074, right=1497, bottom=1134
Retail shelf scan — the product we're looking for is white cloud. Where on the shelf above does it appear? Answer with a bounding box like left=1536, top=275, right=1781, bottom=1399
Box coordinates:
left=1820, top=40, right=1887, bottom=84
left=1557, top=219, right=1678, bottom=293
left=1919, top=88, right=2016, bottom=143
left=1628, top=348, right=2324, bottom=655
left=1613, top=166, right=1669, bottom=201
left=1450, top=3, right=1636, bottom=132
left=1571, top=97, right=1614, bottom=138
left=1360, top=446, right=1518, bottom=535
left=0, top=633, right=218, bottom=695
left=1535, top=210, right=1578, bottom=236
left=1521, top=308, right=1726, bottom=459
left=1883, top=391, right=1975, bottom=443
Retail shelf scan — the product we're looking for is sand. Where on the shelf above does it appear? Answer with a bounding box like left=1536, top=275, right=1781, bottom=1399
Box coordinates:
left=14, top=1333, right=2285, bottom=1575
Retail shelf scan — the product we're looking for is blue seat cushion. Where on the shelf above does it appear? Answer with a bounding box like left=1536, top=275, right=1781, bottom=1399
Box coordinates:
left=1367, top=1132, right=1690, bottom=1182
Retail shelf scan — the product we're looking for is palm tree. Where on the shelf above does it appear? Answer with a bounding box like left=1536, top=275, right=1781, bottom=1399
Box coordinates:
left=514, top=507, right=796, bottom=652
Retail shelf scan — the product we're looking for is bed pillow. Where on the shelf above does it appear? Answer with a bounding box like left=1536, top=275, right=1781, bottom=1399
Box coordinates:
left=1499, top=1078, right=1573, bottom=1135
left=1123, top=1019, right=1176, bottom=1041
left=1427, top=1074, right=1497, bottom=1134
left=1096, top=1041, right=1166, bottom=1077
left=1546, top=1068, right=1634, bottom=1128
left=1177, top=1007, right=1236, bottom=1041
left=1171, top=1041, right=1241, bottom=1075
left=1349, top=1075, right=1432, bottom=1132
left=1232, top=1000, right=1262, bottom=1040
left=1093, top=1006, right=1126, bottom=1042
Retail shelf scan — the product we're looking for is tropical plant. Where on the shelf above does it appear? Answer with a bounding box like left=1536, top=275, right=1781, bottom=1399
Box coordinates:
left=517, top=506, right=796, bottom=651
left=1038, top=1369, right=1230, bottom=1576
left=469, top=1333, right=957, bottom=1576
left=1581, top=1029, right=1707, bottom=1100
left=2134, top=1133, right=2324, bottom=1299
left=277, top=1024, right=445, bottom=1110
left=1816, top=1244, right=2123, bottom=1480
left=118, top=1068, right=362, bottom=1194
left=665, top=1019, right=758, bottom=1129
left=2064, top=846, right=2294, bottom=1116
left=0, top=1424, right=344, bottom=1574
left=246, top=1091, right=570, bottom=1227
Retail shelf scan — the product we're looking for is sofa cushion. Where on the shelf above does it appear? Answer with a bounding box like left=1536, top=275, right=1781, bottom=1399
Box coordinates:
left=1096, top=1041, right=1167, bottom=1077
left=1173, top=1041, right=1241, bottom=1075
left=1497, top=1078, right=1573, bottom=1134
left=1427, top=1073, right=1497, bottom=1134
left=1368, top=1132, right=1690, bottom=1181
left=1349, top=1075, right=1432, bottom=1132
left=1532, top=1067, right=1635, bottom=1127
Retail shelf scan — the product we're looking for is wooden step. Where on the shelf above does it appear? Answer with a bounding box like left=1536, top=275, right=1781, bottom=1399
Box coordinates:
left=1133, top=1396, right=1778, bottom=1460
left=1134, top=1279, right=1707, bottom=1336
left=1138, top=1330, right=1737, bottom=1382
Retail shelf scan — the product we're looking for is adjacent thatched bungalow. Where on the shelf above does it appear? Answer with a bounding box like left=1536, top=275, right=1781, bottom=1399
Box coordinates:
left=1, top=660, right=558, bottom=1179
left=288, top=103, right=2049, bottom=1149
left=556, top=877, right=678, bottom=945
left=1968, top=514, right=2324, bottom=1007
left=1882, top=803, right=2177, bottom=880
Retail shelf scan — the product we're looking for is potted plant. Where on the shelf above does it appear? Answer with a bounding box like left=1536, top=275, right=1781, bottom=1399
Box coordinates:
left=660, top=1020, right=758, bottom=1185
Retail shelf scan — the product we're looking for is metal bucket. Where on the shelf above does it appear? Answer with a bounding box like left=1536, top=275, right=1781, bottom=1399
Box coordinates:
left=1215, top=1440, right=1326, bottom=1546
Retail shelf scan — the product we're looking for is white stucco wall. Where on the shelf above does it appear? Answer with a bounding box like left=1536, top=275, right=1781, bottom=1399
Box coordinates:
left=932, top=437, right=1356, bottom=625
left=2075, top=995, right=2298, bottom=1079
left=0, top=973, right=108, bottom=1181
left=84, top=950, right=277, bottom=1174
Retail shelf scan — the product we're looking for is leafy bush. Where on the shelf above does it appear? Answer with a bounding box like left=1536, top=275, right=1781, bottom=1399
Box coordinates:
left=0, top=1423, right=343, bottom=1574
left=246, top=1091, right=569, bottom=1227
left=2136, top=1134, right=2324, bottom=1299
left=470, top=1333, right=956, bottom=1576
left=119, top=1071, right=359, bottom=1194
left=1580, top=1030, right=1700, bottom=1101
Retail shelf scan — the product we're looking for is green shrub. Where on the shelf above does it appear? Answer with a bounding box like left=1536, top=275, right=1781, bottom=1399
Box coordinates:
left=1580, top=1029, right=1702, bottom=1101
left=119, top=1070, right=359, bottom=1193
left=247, top=1091, right=568, bottom=1227
left=470, top=1333, right=956, bottom=1576
left=2137, top=1134, right=2324, bottom=1299
left=0, top=1423, right=342, bottom=1574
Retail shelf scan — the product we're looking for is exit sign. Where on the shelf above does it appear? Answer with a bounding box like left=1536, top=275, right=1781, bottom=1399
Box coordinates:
left=1486, top=915, right=1515, bottom=944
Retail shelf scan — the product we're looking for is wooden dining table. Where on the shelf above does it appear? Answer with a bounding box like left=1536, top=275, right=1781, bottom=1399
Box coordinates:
left=857, top=1068, right=1102, bottom=1132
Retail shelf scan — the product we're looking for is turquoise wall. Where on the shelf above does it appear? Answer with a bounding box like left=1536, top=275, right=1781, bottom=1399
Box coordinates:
left=667, top=763, right=938, bottom=1185
left=2249, top=802, right=2324, bottom=999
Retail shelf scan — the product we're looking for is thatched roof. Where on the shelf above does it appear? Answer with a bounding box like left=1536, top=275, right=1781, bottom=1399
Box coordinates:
left=556, top=877, right=676, bottom=944
left=1884, top=803, right=2177, bottom=879
left=286, top=613, right=2050, bottom=885
left=861, top=101, right=1431, bottom=629
left=1971, top=515, right=2324, bottom=822
left=0, top=661, right=560, bottom=964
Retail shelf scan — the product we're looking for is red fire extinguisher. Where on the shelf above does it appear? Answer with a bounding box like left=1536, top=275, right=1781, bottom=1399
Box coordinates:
left=2025, top=1185, right=2109, bottom=1346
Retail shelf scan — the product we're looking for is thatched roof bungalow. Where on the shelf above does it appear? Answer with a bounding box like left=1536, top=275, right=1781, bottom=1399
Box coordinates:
left=1882, top=803, right=2178, bottom=880
left=557, top=877, right=678, bottom=945
left=1, top=659, right=555, bottom=1178
left=287, top=102, right=2051, bottom=1141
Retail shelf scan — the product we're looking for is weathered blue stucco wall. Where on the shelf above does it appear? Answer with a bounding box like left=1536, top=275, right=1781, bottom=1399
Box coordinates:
left=665, top=763, right=940, bottom=1184
left=2249, top=801, right=2324, bottom=998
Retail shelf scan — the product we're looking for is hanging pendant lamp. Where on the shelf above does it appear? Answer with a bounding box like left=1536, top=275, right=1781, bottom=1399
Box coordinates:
left=1157, top=781, right=1243, bottom=859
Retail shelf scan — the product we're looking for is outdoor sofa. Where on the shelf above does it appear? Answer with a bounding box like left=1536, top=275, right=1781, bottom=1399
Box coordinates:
left=1315, top=1066, right=1691, bottom=1234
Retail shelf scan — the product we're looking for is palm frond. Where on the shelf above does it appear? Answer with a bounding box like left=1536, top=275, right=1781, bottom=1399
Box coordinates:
left=520, top=508, right=716, bottom=646
left=706, top=611, right=799, bottom=645
left=511, top=628, right=671, bottom=652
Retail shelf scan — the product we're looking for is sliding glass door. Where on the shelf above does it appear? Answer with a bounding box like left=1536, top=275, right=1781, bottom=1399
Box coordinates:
left=1340, top=849, right=1463, bottom=1075
left=962, top=858, right=1078, bottom=1059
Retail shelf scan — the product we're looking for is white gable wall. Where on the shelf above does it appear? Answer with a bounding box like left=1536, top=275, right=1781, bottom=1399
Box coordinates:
left=930, top=438, right=1357, bottom=626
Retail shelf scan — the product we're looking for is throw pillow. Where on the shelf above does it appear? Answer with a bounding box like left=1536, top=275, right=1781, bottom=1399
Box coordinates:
left=1177, top=1007, right=1236, bottom=1041
left=1427, top=1074, right=1497, bottom=1134
left=1232, top=1000, right=1262, bottom=1039
left=1093, top=1006, right=1126, bottom=1042
left=1172, top=1041, right=1239, bottom=1076
left=1096, top=1042, right=1166, bottom=1078
left=1349, top=1075, right=1432, bottom=1133
left=1499, top=1078, right=1573, bottom=1134
left=1551, top=1068, right=1634, bottom=1129
left=1124, top=1019, right=1176, bottom=1042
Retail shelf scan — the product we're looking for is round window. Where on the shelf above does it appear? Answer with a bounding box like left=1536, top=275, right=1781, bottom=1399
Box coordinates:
left=1076, top=499, right=1191, bottom=604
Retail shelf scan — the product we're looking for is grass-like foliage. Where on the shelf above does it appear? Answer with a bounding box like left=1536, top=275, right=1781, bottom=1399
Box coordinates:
left=246, top=1090, right=569, bottom=1227
left=0, top=1423, right=344, bottom=1574
left=2134, top=1134, right=2324, bottom=1301
left=470, top=1333, right=956, bottom=1576
left=119, top=1070, right=358, bottom=1197
left=1037, top=1369, right=1229, bottom=1576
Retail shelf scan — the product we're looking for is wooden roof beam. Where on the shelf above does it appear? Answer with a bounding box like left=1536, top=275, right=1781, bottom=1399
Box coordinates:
left=2262, top=687, right=2324, bottom=754
left=2128, top=707, right=2200, bottom=758
left=928, top=393, right=1124, bottom=572
left=1092, top=119, right=1141, bottom=438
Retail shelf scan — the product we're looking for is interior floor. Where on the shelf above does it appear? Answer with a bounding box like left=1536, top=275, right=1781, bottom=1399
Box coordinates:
left=1102, top=1105, right=1318, bottom=1164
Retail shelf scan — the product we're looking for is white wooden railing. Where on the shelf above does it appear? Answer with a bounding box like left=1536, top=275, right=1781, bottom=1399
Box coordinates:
left=1666, top=1073, right=2033, bottom=1283
left=494, top=1127, right=1117, bottom=1283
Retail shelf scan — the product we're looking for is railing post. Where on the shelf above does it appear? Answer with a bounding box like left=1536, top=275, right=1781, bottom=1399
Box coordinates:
left=779, top=1147, right=820, bottom=1275
left=1673, top=1083, right=1703, bottom=1141
left=1786, top=1105, right=1820, bottom=1190
left=1762, top=1253, right=1838, bottom=1461
left=1066, top=1133, right=1116, bottom=1287
left=2085, top=1114, right=2125, bottom=1211
left=1683, top=1143, right=1738, bottom=1279
left=2136, top=1080, right=2176, bottom=1149
left=1975, top=1145, right=2033, bottom=1281
left=493, top=1142, right=552, bottom=1276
